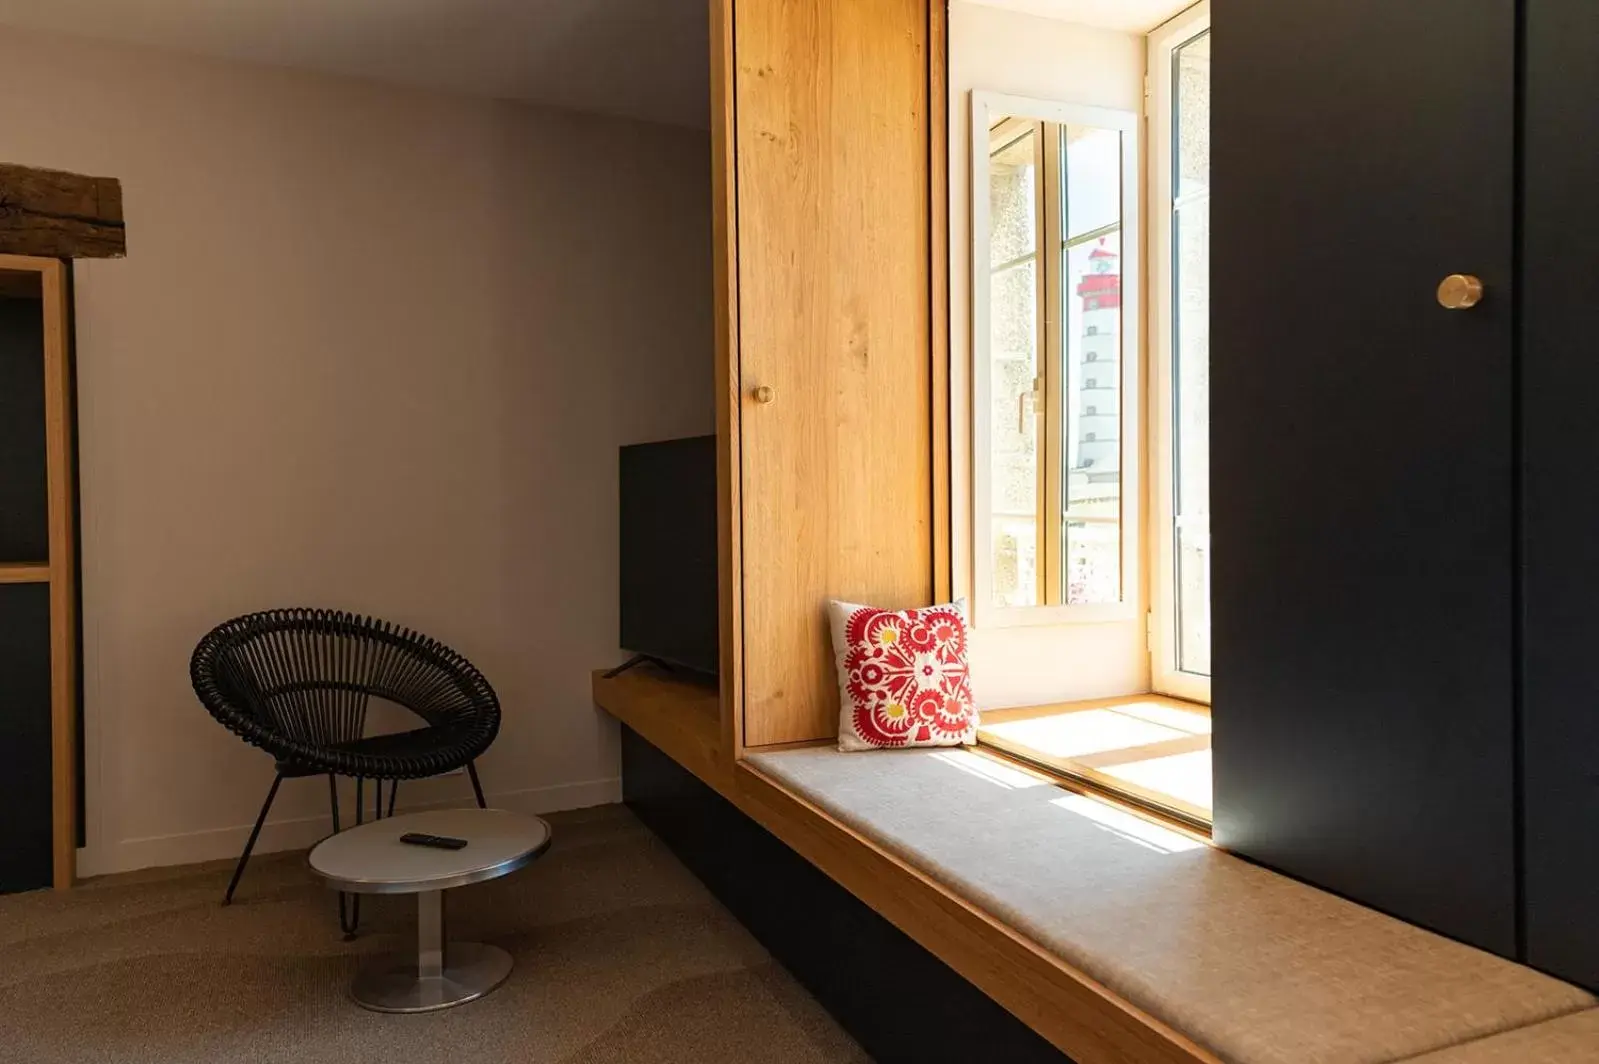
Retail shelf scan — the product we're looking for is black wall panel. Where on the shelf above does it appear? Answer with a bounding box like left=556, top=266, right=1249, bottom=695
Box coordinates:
left=1521, top=0, right=1599, bottom=991
left=1211, top=0, right=1519, bottom=954
left=0, top=297, right=48, bottom=562
left=621, top=727, right=1070, bottom=1064
left=0, top=582, right=54, bottom=893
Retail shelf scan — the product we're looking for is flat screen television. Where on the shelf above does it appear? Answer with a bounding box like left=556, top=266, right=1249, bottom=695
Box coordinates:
left=617, top=434, right=718, bottom=678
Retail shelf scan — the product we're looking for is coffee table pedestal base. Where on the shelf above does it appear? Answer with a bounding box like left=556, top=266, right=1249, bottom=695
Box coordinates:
left=350, top=889, right=513, bottom=1013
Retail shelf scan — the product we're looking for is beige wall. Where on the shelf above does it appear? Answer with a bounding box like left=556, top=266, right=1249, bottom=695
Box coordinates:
left=950, top=2, right=1149, bottom=708
left=0, top=27, right=713, bottom=875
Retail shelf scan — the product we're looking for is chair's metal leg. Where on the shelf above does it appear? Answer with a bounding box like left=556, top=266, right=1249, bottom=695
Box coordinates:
left=373, top=779, right=383, bottom=821
left=467, top=762, right=487, bottom=809
left=329, top=772, right=354, bottom=933
left=387, top=779, right=399, bottom=818
left=340, top=775, right=365, bottom=939
left=224, top=772, right=283, bottom=906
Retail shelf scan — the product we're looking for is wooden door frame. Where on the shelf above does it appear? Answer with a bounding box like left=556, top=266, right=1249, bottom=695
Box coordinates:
left=0, top=252, right=78, bottom=889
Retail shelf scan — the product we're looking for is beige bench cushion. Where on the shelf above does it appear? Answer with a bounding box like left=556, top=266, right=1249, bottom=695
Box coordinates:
left=747, top=747, right=1594, bottom=1064
left=1402, top=1009, right=1599, bottom=1061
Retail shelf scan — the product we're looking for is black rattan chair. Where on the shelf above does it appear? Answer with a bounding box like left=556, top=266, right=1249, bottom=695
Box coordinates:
left=191, top=608, right=500, bottom=931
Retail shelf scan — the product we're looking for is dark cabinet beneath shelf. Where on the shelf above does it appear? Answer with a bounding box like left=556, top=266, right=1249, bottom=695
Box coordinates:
left=0, top=256, right=79, bottom=892
left=0, top=295, right=49, bottom=562
left=0, top=581, right=54, bottom=893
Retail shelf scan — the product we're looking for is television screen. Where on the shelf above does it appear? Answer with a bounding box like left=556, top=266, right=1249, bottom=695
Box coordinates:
left=618, top=434, right=718, bottom=676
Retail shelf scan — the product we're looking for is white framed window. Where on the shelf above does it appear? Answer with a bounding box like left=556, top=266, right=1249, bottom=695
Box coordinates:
left=1149, top=2, right=1212, bottom=703
left=969, top=91, right=1142, bottom=630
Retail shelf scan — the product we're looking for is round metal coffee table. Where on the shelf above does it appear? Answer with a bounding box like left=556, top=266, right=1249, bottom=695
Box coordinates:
left=309, top=808, right=551, bottom=1013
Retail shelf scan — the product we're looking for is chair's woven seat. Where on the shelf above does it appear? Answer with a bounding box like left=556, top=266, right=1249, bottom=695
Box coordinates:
left=275, top=720, right=488, bottom=779
left=192, top=608, right=500, bottom=782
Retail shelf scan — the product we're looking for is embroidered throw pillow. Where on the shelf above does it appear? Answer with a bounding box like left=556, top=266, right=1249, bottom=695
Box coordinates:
left=827, top=600, right=976, bottom=751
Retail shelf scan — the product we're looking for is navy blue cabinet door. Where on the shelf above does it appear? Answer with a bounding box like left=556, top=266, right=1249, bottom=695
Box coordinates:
left=1522, top=0, right=1599, bottom=991
left=1210, top=0, right=1518, bottom=954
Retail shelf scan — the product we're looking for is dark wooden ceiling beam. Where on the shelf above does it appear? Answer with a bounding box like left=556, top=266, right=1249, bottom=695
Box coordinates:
left=0, top=163, right=125, bottom=259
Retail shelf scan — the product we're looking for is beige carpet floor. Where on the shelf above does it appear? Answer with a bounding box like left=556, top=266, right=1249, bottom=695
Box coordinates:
left=0, top=804, right=871, bottom=1064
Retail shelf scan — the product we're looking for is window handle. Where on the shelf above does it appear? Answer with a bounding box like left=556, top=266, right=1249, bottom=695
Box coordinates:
left=1019, top=376, right=1044, bottom=434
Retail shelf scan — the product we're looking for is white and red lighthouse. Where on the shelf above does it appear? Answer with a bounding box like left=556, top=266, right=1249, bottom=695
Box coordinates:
left=1071, top=238, right=1120, bottom=481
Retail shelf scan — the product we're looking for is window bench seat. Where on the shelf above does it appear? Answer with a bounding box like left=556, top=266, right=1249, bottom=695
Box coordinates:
left=746, top=746, right=1596, bottom=1064
left=1405, top=1010, right=1599, bottom=1061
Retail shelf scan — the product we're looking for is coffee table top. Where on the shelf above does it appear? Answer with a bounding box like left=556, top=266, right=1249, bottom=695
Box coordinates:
left=308, top=809, right=551, bottom=895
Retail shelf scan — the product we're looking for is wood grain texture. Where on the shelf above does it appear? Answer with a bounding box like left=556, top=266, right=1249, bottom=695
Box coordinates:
left=736, top=0, right=934, bottom=746
left=592, top=669, right=727, bottom=795
left=929, top=0, right=952, bottom=605
left=0, top=164, right=125, bottom=259
left=733, top=763, right=1221, bottom=1064
left=980, top=693, right=1207, bottom=723
left=710, top=0, right=745, bottom=764
left=0, top=165, right=122, bottom=223
left=39, top=257, right=77, bottom=889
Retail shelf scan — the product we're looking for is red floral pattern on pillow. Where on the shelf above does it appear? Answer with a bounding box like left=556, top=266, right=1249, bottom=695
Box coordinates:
left=837, top=603, right=975, bottom=749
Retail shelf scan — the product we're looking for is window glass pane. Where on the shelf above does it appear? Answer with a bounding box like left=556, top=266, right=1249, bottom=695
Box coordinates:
left=990, top=126, right=1039, bottom=268
left=1062, top=232, right=1122, bottom=605
left=980, top=112, right=1131, bottom=614
left=989, top=124, right=1041, bottom=608
left=1176, top=32, right=1211, bottom=201
left=1063, top=126, right=1121, bottom=240
left=1174, top=29, right=1211, bottom=674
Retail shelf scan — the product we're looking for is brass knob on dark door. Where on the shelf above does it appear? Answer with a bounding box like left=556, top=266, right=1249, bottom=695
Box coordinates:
left=1437, top=274, right=1484, bottom=310
left=753, top=385, right=776, bottom=404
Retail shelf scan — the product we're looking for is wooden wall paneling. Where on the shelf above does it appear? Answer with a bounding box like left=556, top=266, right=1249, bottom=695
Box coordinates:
left=710, top=0, right=744, bottom=762
left=40, top=257, right=77, bottom=888
left=737, top=0, right=934, bottom=747
left=930, top=0, right=952, bottom=605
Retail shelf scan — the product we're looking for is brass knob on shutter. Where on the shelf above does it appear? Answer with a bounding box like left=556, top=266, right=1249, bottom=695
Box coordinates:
left=1437, top=274, right=1484, bottom=310
left=753, top=385, right=776, bottom=404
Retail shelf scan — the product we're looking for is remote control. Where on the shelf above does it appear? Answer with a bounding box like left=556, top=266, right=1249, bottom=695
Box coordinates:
left=400, top=832, right=469, bottom=851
